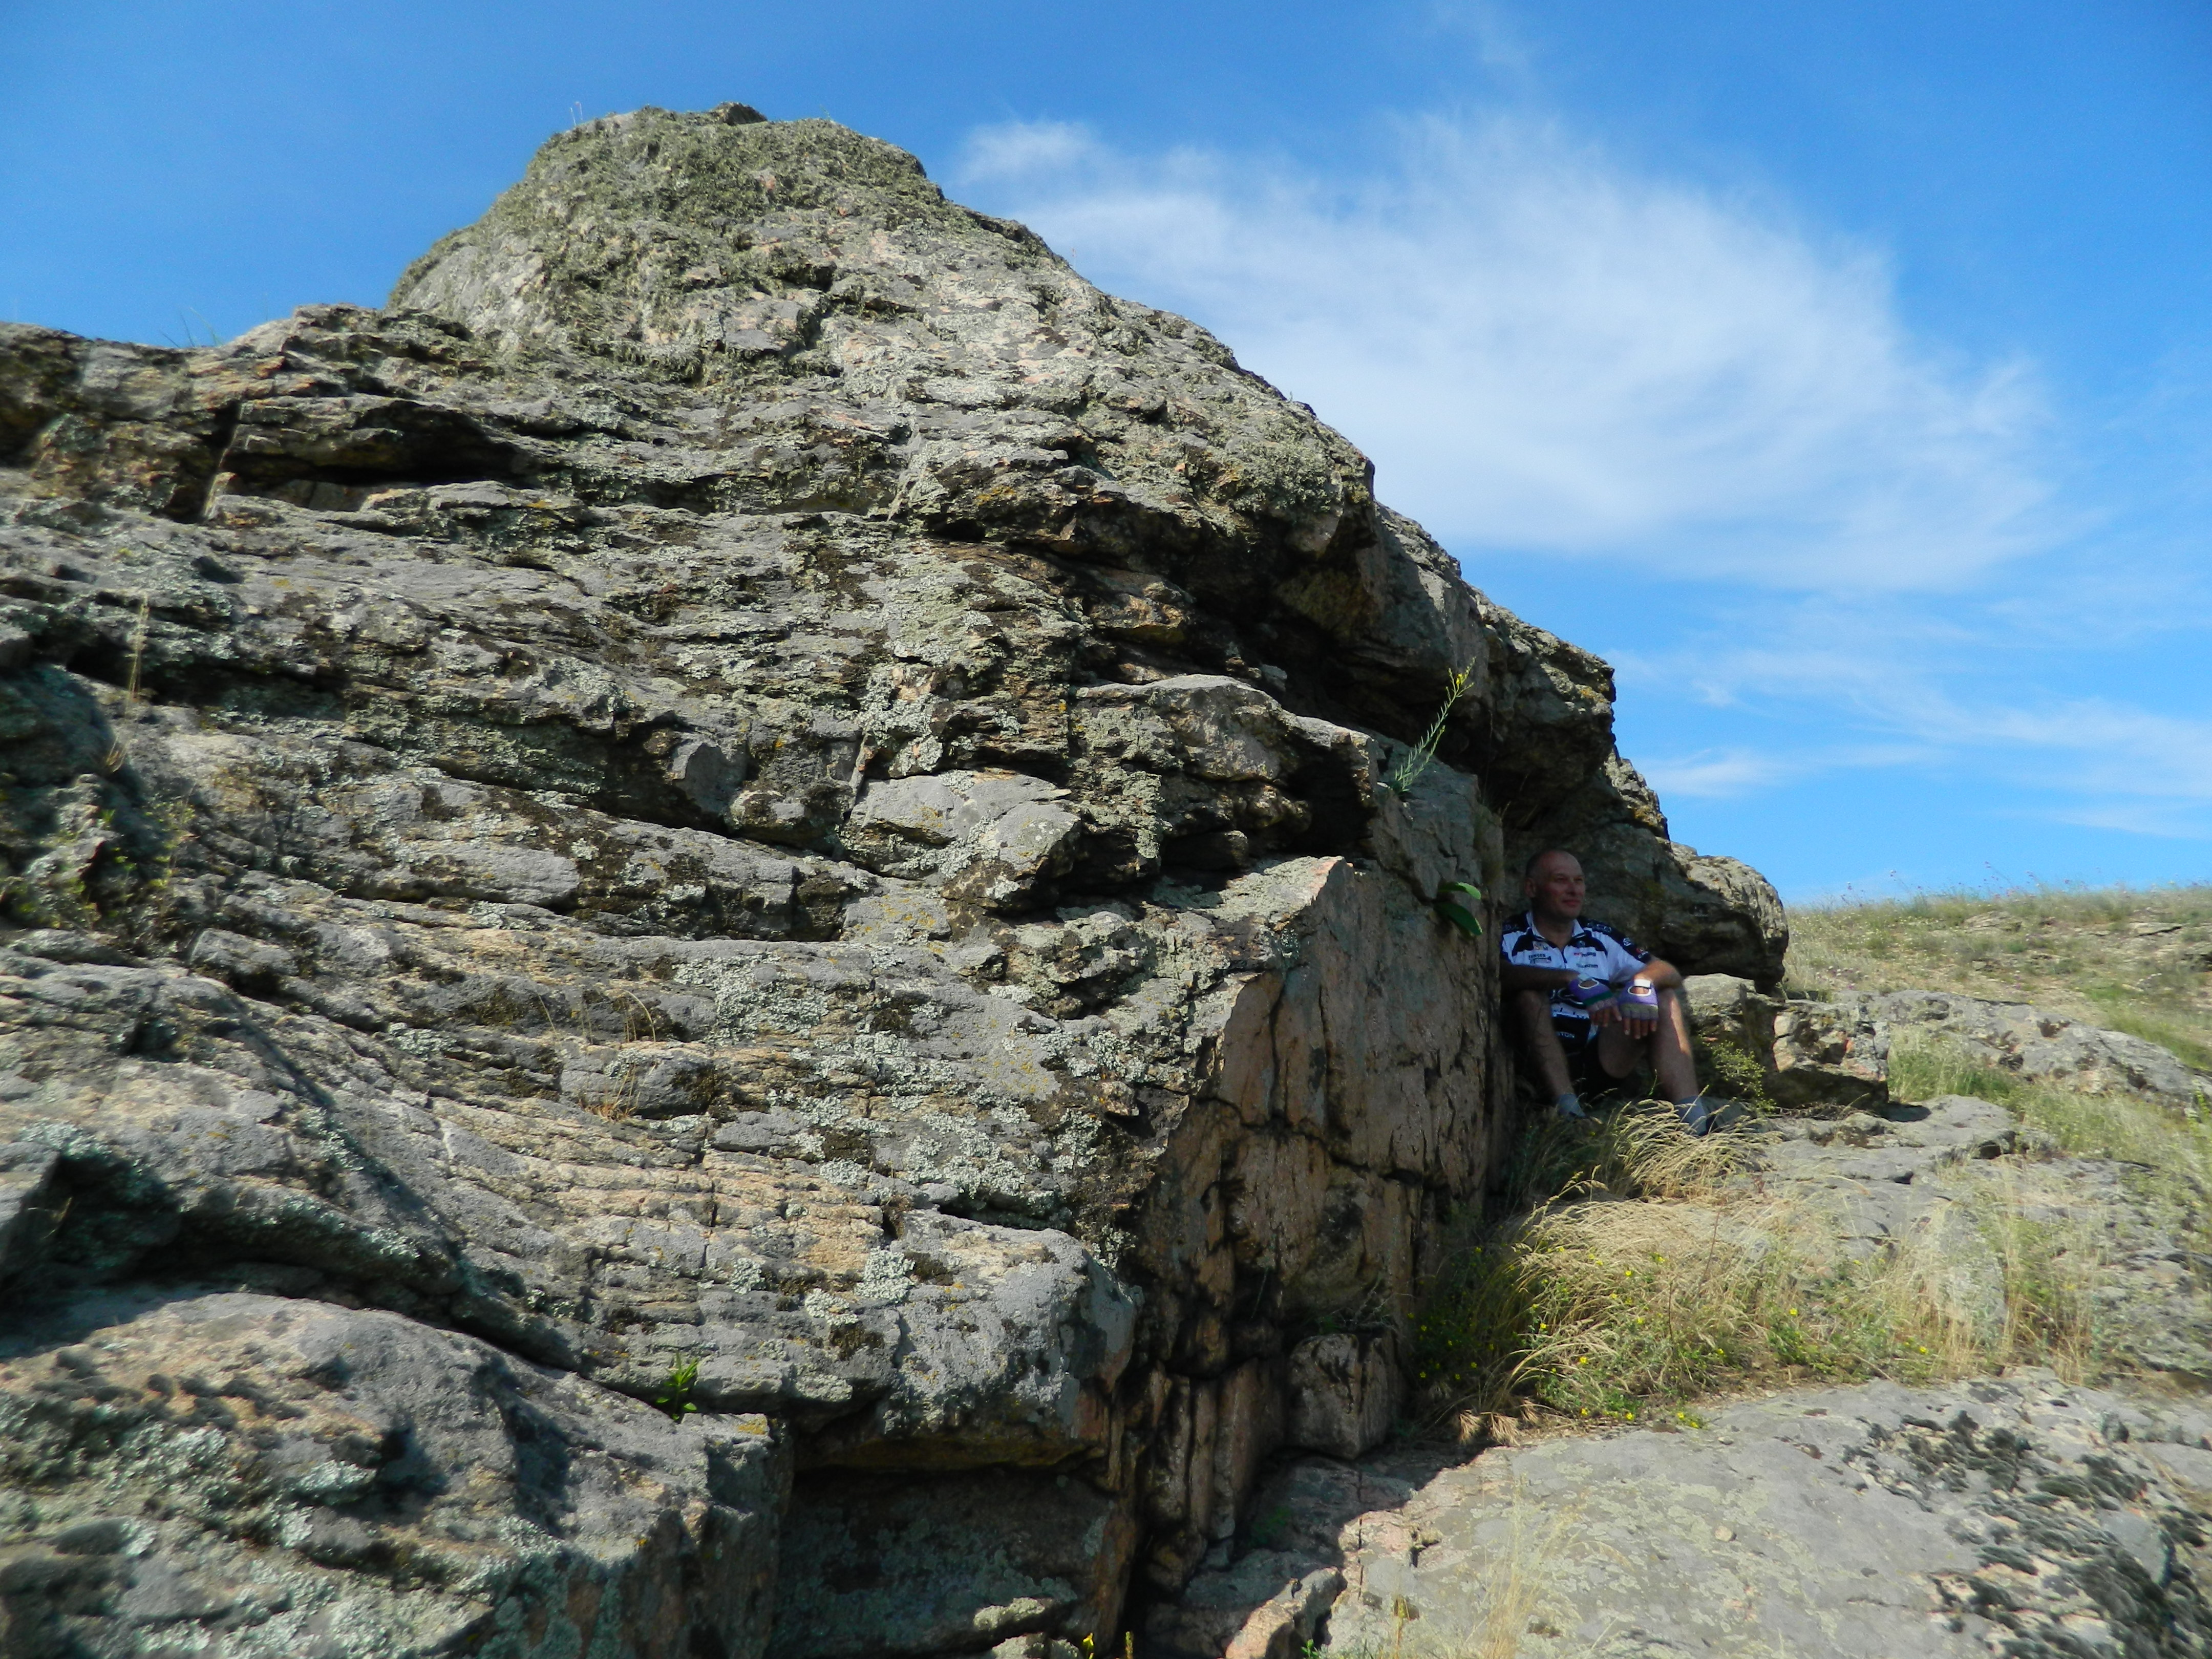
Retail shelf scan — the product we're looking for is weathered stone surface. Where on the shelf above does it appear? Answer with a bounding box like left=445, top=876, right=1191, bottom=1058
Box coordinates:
left=0, top=1136, right=60, bottom=1282
left=0, top=1289, right=786, bottom=1659
left=1728, top=1094, right=2030, bottom=1267
left=1317, top=1377, right=2212, bottom=1658
left=771, top=1466, right=1137, bottom=1659
left=1771, top=996, right=1892, bottom=1111
left=1845, top=988, right=2210, bottom=1108
left=1147, top=1553, right=1343, bottom=1659
left=1683, top=971, right=1781, bottom=1078
left=0, top=102, right=1783, bottom=1655
left=1283, top=1333, right=1399, bottom=1460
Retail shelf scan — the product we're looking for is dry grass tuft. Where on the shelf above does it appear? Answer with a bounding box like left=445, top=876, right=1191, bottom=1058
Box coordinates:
left=1419, top=1101, right=2115, bottom=1431
left=1458, top=1484, right=1577, bottom=1659
left=1419, top=882, right=2208, bottom=1437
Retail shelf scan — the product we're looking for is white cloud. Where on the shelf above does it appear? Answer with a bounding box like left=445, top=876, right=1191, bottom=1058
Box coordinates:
left=957, top=116, right=2050, bottom=592
left=957, top=110, right=2212, bottom=857
left=1638, top=737, right=1947, bottom=802
left=1639, top=748, right=1799, bottom=800
left=959, top=119, right=1094, bottom=181
left=1633, top=604, right=2212, bottom=834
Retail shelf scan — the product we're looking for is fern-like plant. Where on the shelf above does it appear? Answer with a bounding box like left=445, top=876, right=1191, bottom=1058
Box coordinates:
left=1386, top=658, right=1479, bottom=794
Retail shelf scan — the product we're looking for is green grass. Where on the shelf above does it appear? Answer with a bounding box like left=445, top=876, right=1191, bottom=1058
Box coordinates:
left=1787, top=882, right=2212, bottom=1070
left=2080, top=988, right=2212, bottom=1073
left=1888, top=1031, right=2212, bottom=1177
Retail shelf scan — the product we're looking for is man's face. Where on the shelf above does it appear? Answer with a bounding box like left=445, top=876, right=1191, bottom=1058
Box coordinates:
left=1525, top=854, right=1585, bottom=922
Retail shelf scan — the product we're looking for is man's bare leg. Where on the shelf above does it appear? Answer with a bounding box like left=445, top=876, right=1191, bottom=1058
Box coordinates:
left=1592, top=989, right=1699, bottom=1104
left=1650, top=987, right=1698, bottom=1104
left=1512, top=989, right=1576, bottom=1102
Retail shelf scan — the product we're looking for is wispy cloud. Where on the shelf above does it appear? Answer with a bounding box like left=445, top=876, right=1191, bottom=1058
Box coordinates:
left=958, top=116, right=2051, bottom=592
left=1641, top=737, right=1959, bottom=801
left=1639, top=748, right=1802, bottom=799
left=954, top=110, right=2212, bottom=860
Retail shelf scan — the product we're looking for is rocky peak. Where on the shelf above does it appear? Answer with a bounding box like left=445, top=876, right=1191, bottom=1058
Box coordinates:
left=389, top=103, right=1480, bottom=748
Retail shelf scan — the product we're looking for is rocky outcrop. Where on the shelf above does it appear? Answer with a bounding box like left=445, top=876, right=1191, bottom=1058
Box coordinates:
left=0, top=103, right=1781, bottom=1656
left=1770, top=996, right=1894, bottom=1111
left=0, top=1290, right=787, bottom=1659
left=1689, top=978, right=2212, bottom=1117
left=1314, top=1376, right=2212, bottom=1658
left=1845, top=988, right=2209, bottom=1109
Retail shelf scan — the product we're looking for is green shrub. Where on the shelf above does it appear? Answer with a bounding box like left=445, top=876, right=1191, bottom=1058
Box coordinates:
left=654, top=1355, right=701, bottom=1421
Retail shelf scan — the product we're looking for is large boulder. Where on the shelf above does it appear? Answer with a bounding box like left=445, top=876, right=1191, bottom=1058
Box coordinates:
left=0, top=1290, right=786, bottom=1659
left=0, top=103, right=1780, bottom=1655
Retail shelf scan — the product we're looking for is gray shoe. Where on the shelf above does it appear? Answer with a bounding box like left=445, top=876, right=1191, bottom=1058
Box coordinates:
left=1675, top=1095, right=1715, bottom=1137
left=1555, top=1093, right=1588, bottom=1120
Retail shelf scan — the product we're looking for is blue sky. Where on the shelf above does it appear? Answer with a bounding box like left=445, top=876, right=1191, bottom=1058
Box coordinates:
left=5, top=1, right=2209, bottom=902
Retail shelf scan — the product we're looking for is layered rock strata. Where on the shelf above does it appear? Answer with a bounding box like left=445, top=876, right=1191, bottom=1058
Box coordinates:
left=0, top=104, right=1781, bottom=1657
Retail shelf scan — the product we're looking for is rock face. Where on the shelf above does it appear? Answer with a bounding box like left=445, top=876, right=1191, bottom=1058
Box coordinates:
left=0, top=104, right=1781, bottom=1655
left=1, top=1290, right=786, bottom=1659
left=1157, top=1086, right=2212, bottom=1659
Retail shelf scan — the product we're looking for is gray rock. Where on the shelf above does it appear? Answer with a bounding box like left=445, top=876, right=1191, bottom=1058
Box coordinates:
left=1284, top=1333, right=1400, bottom=1460
left=1683, top=971, right=1782, bottom=1084
left=770, top=1467, right=1133, bottom=1659
left=1147, top=1554, right=1344, bottom=1659
left=185, top=926, right=298, bottom=990
left=0, top=101, right=1785, bottom=1657
left=1844, top=988, right=2209, bottom=1108
left=845, top=770, right=1083, bottom=908
left=1771, top=997, right=1892, bottom=1111
left=1726, top=1094, right=2026, bottom=1264
left=1316, top=1376, right=2212, bottom=1659
left=0, top=1139, right=60, bottom=1282
left=0, top=1289, right=787, bottom=1659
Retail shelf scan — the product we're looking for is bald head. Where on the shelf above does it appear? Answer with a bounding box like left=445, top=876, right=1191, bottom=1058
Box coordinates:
left=1522, top=849, right=1585, bottom=925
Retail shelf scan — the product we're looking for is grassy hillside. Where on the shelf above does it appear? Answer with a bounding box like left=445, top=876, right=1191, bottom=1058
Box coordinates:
left=1786, top=883, right=2212, bottom=1072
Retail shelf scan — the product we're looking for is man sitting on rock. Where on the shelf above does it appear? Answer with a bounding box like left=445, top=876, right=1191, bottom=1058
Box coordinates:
left=1500, top=848, right=1718, bottom=1134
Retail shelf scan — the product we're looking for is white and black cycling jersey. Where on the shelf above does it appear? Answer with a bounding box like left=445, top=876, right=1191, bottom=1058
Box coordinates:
left=1500, top=912, right=1654, bottom=1033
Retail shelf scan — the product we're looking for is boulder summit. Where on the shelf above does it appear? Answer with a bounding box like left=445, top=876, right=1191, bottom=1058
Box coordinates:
left=0, top=104, right=1780, bottom=1658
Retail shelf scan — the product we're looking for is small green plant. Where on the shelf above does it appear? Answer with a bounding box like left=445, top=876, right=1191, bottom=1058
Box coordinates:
left=654, top=1355, right=701, bottom=1421
left=1696, top=1034, right=1773, bottom=1112
left=1387, top=658, right=1478, bottom=795
left=1247, top=1503, right=1294, bottom=1548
